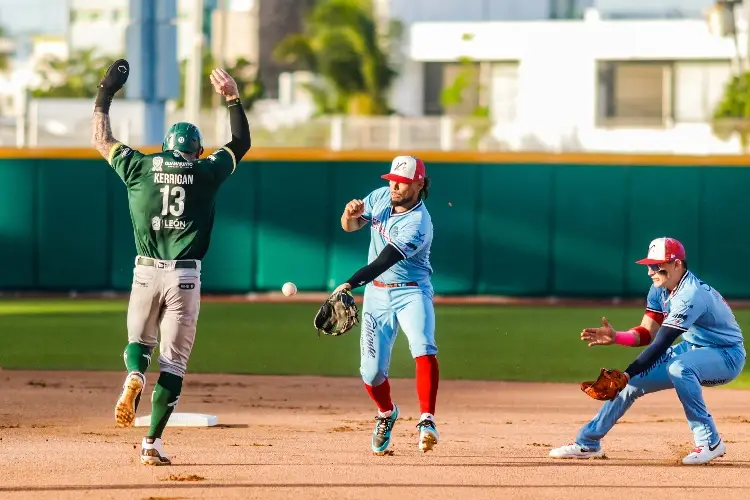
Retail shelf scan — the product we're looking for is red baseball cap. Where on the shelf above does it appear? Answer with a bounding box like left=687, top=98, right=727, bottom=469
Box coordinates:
left=381, top=155, right=426, bottom=183
left=635, top=237, right=686, bottom=265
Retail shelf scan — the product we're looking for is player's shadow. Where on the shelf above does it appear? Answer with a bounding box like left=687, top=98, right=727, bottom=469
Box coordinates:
left=211, top=424, right=249, bottom=429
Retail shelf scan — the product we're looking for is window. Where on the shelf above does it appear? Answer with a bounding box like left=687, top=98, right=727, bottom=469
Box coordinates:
left=597, top=60, right=672, bottom=127
left=423, top=62, right=444, bottom=116
left=423, top=61, right=482, bottom=116
left=490, top=62, right=519, bottom=124
left=441, top=61, right=480, bottom=116
left=673, top=61, right=733, bottom=123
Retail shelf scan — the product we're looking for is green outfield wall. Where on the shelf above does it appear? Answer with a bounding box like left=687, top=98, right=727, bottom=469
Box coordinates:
left=1, top=149, right=749, bottom=298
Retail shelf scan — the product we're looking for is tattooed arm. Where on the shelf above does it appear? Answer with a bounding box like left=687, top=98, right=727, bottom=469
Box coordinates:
left=91, top=111, right=119, bottom=161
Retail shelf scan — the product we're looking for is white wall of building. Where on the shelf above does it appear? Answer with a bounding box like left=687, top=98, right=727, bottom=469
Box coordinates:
left=384, top=0, right=556, bottom=23
left=410, top=18, right=741, bottom=62
left=380, top=0, right=715, bottom=24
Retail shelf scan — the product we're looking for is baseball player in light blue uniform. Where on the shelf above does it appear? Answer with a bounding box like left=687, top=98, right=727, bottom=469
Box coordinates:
left=336, top=155, right=440, bottom=455
left=550, top=237, right=746, bottom=465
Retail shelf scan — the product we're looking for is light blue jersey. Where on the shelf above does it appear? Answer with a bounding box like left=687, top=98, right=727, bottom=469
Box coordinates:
left=645, top=271, right=743, bottom=348
left=360, top=187, right=433, bottom=286
left=570, top=240, right=746, bottom=455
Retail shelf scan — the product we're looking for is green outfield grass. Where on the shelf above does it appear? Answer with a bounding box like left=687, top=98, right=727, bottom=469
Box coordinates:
left=1, top=298, right=750, bottom=388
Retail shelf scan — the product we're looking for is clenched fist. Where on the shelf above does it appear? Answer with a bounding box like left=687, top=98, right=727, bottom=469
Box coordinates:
left=343, top=199, right=365, bottom=220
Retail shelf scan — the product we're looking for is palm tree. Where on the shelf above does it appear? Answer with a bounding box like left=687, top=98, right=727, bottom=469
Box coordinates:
left=273, top=0, right=397, bottom=115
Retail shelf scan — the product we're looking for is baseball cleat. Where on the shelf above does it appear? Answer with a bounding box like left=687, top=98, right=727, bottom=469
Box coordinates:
left=682, top=439, right=726, bottom=465
left=416, top=419, right=439, bottom=452
left=549, top=443, right=603, bottom=459
left=371, top=404, right=399, bottom=454
left=140, top=437, right=172, bottom=466
left=115, top=371, right=145, bottom=428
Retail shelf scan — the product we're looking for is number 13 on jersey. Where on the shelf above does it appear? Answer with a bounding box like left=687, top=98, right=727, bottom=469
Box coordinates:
left=160, top=185, right=186, bottom=216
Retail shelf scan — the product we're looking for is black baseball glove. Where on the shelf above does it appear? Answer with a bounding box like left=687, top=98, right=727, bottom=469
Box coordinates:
left=95, top=59, right=130, bottom=113
left=99, top=59, right=130, bottom=94
left=313, top=289, right=359, bottom=337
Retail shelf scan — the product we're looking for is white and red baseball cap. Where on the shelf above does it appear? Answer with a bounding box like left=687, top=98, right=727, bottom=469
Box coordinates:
left=636, top=237, right=686, bottom=265
left=382, top=155, right=426, bottom=183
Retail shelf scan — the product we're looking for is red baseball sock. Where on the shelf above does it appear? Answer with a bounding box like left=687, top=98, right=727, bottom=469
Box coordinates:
left=415, top=355, right=439, bottom=414
left=365, top=379, right=393, bottom=413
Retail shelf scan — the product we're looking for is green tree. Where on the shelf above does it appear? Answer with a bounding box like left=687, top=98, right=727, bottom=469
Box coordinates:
left=175, top=50, right=265, bottom=111
left=712, top=71, right=750, bottom=152
left=31, top=48, right=121, bottom=98
left=273, top=0, right=397, bottom=115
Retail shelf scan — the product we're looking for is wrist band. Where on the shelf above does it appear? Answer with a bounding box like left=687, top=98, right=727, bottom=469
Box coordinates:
left=615, top=331, right=638, bottom=346
left=227, top=98, right=241, bottom=107
left=94, top=87, right=114, bottom=114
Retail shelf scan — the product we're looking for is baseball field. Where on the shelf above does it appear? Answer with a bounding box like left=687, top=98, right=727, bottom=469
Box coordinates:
left=2, top=296, right=750, bottom=499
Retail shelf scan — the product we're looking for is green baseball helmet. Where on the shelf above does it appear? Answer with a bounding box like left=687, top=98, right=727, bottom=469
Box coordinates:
left=163, top=122, right=203, bottom=154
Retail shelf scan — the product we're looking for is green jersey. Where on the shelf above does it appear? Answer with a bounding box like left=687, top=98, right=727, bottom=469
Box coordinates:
left=107, top=142, right=236, bottom=261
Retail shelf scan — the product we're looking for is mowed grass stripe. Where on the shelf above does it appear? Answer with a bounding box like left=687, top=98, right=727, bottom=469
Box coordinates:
left=1, top=299, right=749, bottom=388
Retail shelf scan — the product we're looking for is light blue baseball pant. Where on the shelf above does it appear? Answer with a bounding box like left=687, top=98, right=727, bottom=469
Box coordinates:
left=359, top=284, right=437, bottom=386
left=577, top=340, right=746, bottom=449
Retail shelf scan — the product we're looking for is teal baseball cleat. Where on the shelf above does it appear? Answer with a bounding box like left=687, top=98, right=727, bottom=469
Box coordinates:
left=416, top=418, right=439, bottom=452
left=371, top=404, right=399, bottom=454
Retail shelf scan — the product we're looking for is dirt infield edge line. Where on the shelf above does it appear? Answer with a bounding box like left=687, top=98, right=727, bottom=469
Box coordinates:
left=5, top=290, right=750, bottom=308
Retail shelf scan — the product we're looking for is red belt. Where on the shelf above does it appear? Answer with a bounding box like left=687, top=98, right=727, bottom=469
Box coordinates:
left=373, top=280, right=418, bottom=288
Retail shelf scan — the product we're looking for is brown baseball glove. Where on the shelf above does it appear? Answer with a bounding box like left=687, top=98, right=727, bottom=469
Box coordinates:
left=313, top=289, right=359, bottom=337
left=581, top=368, right=629, bottom=400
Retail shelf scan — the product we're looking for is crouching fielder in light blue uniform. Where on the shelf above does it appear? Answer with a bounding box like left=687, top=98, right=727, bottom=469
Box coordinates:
left=550, top=237, right=746, bottom=465
left=333, top=155, right=439, bottom=455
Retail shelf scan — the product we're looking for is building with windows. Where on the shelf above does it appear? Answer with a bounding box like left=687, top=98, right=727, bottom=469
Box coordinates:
left=392, top=2, right=745, bottom=152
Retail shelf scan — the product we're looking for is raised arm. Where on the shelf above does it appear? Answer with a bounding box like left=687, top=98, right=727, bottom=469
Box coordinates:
left=91, top=59, right=129, bottom=160
left=92, top=111, right=119, bottom=160
left=210, top=68, right=251, bottom=162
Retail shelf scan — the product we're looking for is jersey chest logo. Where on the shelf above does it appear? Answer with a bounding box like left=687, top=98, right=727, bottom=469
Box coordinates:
left=152, top=156, right=164, bottom=172
left=371, top=217, right=392, bottom=243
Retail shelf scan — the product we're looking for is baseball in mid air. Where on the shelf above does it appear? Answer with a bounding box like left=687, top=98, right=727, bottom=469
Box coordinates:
left=282, top=282, right=297, bottom=296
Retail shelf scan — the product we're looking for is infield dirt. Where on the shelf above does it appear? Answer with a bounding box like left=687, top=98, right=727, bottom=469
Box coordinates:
left=1, top=370, right=750, bottom=499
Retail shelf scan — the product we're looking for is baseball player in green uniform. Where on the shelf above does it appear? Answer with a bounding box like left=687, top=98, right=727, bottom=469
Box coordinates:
left=91, top=60, right=251, bottom=465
